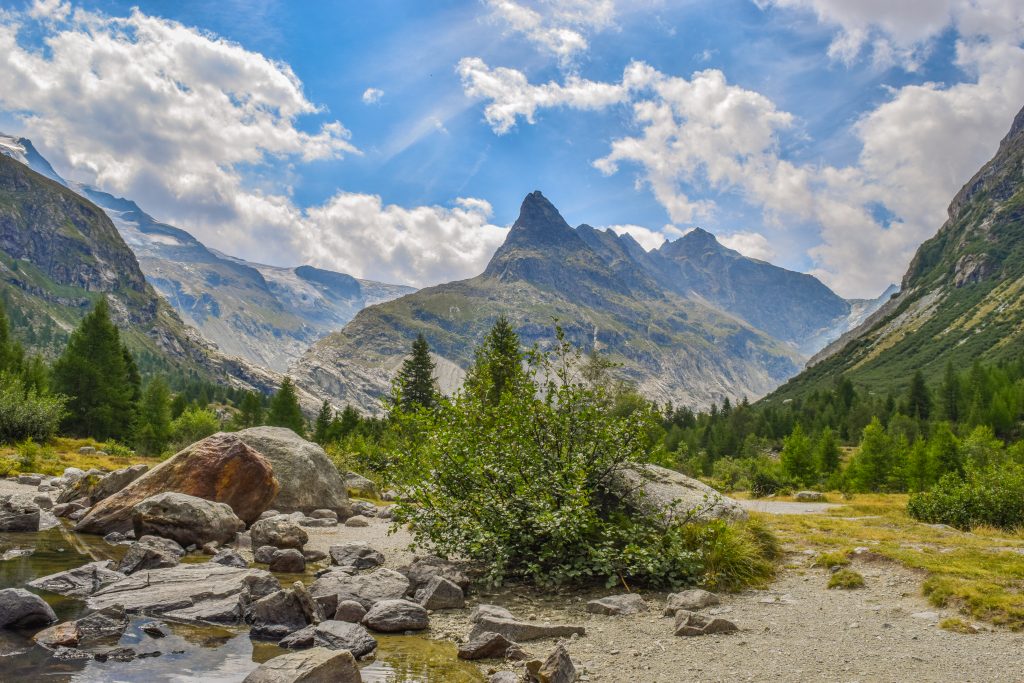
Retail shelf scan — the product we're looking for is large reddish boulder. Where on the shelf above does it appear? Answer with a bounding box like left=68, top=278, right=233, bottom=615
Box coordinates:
left=75, top=433, right=280, bottom=535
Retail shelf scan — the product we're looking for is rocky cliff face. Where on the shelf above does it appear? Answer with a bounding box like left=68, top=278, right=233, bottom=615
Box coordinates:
left=772, top=104, right=1024, bottom=398
left=293, top=191, right=833, bottom=413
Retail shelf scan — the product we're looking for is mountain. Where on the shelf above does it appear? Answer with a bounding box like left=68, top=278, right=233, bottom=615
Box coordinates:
left=0, top=134, right=414, bottom=371
left=770, top=104, right=1024, bottom=399
left=294, top=191, right=866, bottom=413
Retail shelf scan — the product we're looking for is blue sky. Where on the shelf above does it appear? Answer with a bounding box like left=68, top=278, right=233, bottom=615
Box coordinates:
left=0, top=0, right=1021, bottom=296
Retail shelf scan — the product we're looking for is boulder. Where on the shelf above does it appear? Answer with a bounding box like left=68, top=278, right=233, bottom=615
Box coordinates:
left=398, top=555, right=470, bottom=596
left=663, top=589, right=720, bottom=616
left=333, top=600, right=366, bottom=623
left=309, top=509, right=337, bottom=521
left=673, top=610, right=738, bottom=637
left=313, top=620, right=377, bottom=657
left=292, top=581, right=323, bottom=625
left=34, top=621, right=82, bottom=648
left=458, top=631, right=519, bottom=660
left=17, top=474, right=42, bottom=486
left=255, top=545, right=278, bottom=564
left=585, top=593, right=648, bottom=616
left=212, top=549, right=249, bottom=569
left=470, top=616, right=584, bottom=643
left=528, top=644, right=577, bottom=683
left=33, top=493, right=53, bottom=510
left=795, top=490, right=826, bottom=502
left=74, top=605, right=130, bottom=642
left=242, top=647, right=360, bottom=683
left=470, top=605, right=514, bottom=623
left=351, top=501, right=378, bottom=517
left=343, top=515, right=369, bottom=528
left=362, top=599, right=429, bottom=632
left=329, top=542, right=384, bottom=570
left=610, top=463, right=747, bottom=522
left=250, top=589, right=309, bottom=639
left=56, top=465, right=148, bottom=506
left=0, top=588, right=57, bottom=629
left=251, top=516, right=308, bottom=550
left=416, top=575, right=465, bottom=610
left=132, top=492, right=245, bottom=548
left=270, top=549, right=306, bottom=574
left=28, top=561, right=125, bottom=597
left=234, top=427, right=351, bottom=517
left=117, top=536, right=184, bottom=575
left=0, top=494, right=40, bottom=531
left=303, top=549, right=327, bottom=563
left=279, top=624, right=316, bottom=649
left=59, top=466, right=86, bottom=487
left=75, top=433, right=280, bottom=534
left=343, top=472, right=376, bottom=495
left=309, top=568, right=410, bottom=614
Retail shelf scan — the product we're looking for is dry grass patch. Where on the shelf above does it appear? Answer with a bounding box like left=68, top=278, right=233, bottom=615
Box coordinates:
left=0, top=437, right=155, bottom=477
left=828, top=568, right=865, bottom=589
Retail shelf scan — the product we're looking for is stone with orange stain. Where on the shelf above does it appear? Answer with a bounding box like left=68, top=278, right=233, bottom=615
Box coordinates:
left=74, top=433, right=280, bottom=535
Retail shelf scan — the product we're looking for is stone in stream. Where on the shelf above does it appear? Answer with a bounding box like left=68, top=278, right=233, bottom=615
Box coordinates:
left=458, top=631, right=520, bottom=660
left=308, top=567, right=410, bottom=614
left=312, top=620, right=377, bottom=657
left=140, top=621, right=168, bottom=638
left=415, top=575, right=465, bottom=610
left=586, top=593, right=649, bottom=616
left=527, top=644, right=577, bottom=683
left=255, top=545, right=277, bottom=564
left=250, top=517, right=308, bottom=550
left=609, top=463, right=747, bottom=522
left=398, top=555, right=470, bottom=597
left=361, top=599, right=429, bottom=633
left=103, top=531, right=126, bottom=544
left=51, top=646, right=93, bottom=661
left=74, top=605, right=130, bottom=642
left=470, top=616, right=585, bottom=643
left=673, top=610, right=738, bottom=637
left=28, top=560, right=125, bottom=597
left=242, top=647, right=360, bottom=683
left=33, top=621, right=82, bottom=648
left=117, top=536, right=184, bottom=575
left=328, top=542, right=384, bottom=570
left=1, top=547, right=33, bottom=561
left=75, top=432, right=280, bottom=535
left=332, top=600, right=366, bottom=623
left=250, top=589, right=309, bottom=639
left=343, top=515, right=369, bottom=528
left=234, top=427, right=352, bottom=518
left=0, top=588, right=57, bottom=629
left=663, top=589, right=720, bottom=615
left=132, top=492, right=245, bottom=548
left=0, top=494, right=40, bottom=531
left=211, top=548, right=249, bottom=568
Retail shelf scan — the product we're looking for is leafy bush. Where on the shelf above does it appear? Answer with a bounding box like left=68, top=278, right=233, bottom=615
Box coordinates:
left=169, top=406, right=220, bottom=450
left=100, top=440, right=135, bottom=457
left=392, top=326, right=777, bottom=590
left=907, top=464, right=1024, bottom=530
left=750, top=470, right=782, bottom=497
left=0, top=374, right=67, bottom=445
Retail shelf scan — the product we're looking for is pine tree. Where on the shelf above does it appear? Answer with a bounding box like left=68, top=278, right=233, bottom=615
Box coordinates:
left=781, top=423, right=816, bottom=485
left=905, top=438, right=932, bottom=492
left=238, top=391, right=264, bottom=427
left=396, top=334, right=436, bottom=411
left=906, top=370, right=932, bottom=421
left=466, top=315, right=525, bottom=405
left=929, top=421, right=962, bottom=478
left=313, top=400, right=333, bottom=444
left=815, top=426, right=841, bottom=474
left=848, top=417, right=894, bottom=492
left=939, top=361, right=962, bottom=422
left=268, top=377, right=306, bottom=436
left=52, top=298, right=139, bottom=441
left=136, top=378, right=172, bottom=455
left=0, top=298, right=23, bottom=374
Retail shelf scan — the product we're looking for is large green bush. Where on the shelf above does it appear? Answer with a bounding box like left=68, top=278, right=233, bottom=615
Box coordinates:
left=391, top=325, right=775, bottom=589
left=0, top=373, right=67, bottom=444
left=907, top=464, right=1024, bottom=531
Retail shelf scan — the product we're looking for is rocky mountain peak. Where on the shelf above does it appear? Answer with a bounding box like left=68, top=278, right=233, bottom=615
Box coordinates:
left=506, top=190, right=576, bottom=245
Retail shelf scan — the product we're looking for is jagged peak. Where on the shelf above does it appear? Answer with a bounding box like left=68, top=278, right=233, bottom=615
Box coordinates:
left=507, top=190, right=575, bottom=241
left=1000, top=103, right=1024, bottom=149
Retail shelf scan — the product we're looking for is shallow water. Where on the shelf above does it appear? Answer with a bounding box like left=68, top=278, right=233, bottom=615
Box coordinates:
left=0, top=525, right=483, bottom=682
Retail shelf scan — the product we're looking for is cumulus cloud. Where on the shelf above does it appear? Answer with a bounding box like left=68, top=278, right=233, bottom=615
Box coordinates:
left=361, top=87, right=383, bottom=104
left=485, top=0, right=615, bottom=61
left=604, top=224, right=667, bottom=250
left=719, top=231, right=776, bottom=261
left=0, top=6, right=507, bottom=288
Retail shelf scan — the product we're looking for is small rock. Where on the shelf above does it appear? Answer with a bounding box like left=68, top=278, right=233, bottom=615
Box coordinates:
left=258, top=510, right=281, bottom=520
left=333, top=600, right=367, bottom=623
left=250, top=589, right=309, bottom=640
left=103, top=531, right=126, bottom=544
left=343, top=515, right=370, bottom=528
left=33, top=621, right=82, bottom=648
left=242, top=647, right=361, bottom=683
left=51, top=646, right=92, bottom=661
left=32, top=493, right=53, bottom=510
left=270, top=549, right=306, bottom=574
left=313, top=620, right=377, bottom=657
left=416, top=575, right=465, bottom=610
left=458, top=631, right=519, bottom=660
left=28, top=561, right=124, bottom=597
left=17, top=474, right=42, bottom=486
left=202, top=541, right=220, bottom=555
left=795, top=491, right=826, bottom=502
left=117, top=537, right=184, bottom=574
left=528, top=644, right=576, bottom=683
left=586, top=593, right=648, bottom=616
left=303, top=549, right=327, bottom=563
left=664, top=589, right=720, bottom=615
left=310, top=509, right=338, bottom=521
left=279, top=624, right=316, bottom=649
left=211, top=549, right=249, bottom=569
left=674, top=610, right=738, bottom=637
left=470, top=605, right=514, bottom=623
left=329, top=542, right=384, bottom=570
left=250, top=517, right=308, bottom=550
left=0, top=494, right=41, bottom=531
left=141, top=621, right=168, bottom=638
left=255, top=545, right=278, bottom=564
left=298, top=517, right=336, bottom=528
left=362, top=599, right=429, bottom=633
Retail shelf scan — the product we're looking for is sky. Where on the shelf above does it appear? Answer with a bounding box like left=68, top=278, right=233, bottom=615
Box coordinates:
left=0, top=0, right=1022, bottom=298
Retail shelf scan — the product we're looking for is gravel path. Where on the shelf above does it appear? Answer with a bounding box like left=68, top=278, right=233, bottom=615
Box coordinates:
left=738, top=499, right=840, bottom=515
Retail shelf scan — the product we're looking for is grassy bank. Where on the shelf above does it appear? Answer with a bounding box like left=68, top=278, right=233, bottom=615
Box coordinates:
left=0, top=437, right=156, bottom=477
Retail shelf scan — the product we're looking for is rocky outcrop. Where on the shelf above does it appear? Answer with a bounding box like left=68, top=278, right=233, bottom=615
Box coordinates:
left=234, top=427, right=351, bottom=517
left=610, top=464, right=747, bottom=522
left=75, top=433, right=279, bottom=534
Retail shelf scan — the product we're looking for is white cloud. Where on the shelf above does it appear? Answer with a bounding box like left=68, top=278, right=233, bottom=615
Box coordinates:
left=719, top=231, right=776, bottom=261
left=485, top=0, right=615, bottom=61
left=28, top=0, right=69, bottom=20
left=362, top=87, right=383, bottom=104
left=603, top=224, right=666, bottom=250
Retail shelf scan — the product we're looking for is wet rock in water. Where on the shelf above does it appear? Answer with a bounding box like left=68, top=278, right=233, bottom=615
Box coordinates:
left=95, top=647, right=137, bottom=662
left=470, top=605, right=515, bottom=623
left=333, top=600, right=366, bottom=623
left=33, top=621, right=82, bottom=648
left=255, top=545, right=278, bottom=564
left=309, top=567, right=410, bottom=614
left=117, top=537, right=184, bottom=574
left=470, top=616, right=584, bottom=643
left=416, top=575, right=465, bottom=610
left=343, top=472, right=376, bottom=496
left=399, top=555, right=470, bottom=597
left=343, top=515, right=369, bottom=528
left=52, top=501, right=87, bottom=518
left=279, top=624, right=316, bottom=649
left=362, top=599, right=429, bottom=633
left=132, top=492, right=245, bottom=548
left=234, top=427, right=352, bottom=518
left=795, top=490, right=826, bottom=502
left=1, top=547, right=33, bottom=561
left=0, top=494, right=40, bottom=531
left=28, top=560, right=125, bottom=597
left=103, top=531, right=126, bottom=544
left=0, top=588, right=57, bottom=629
left=303, top=549, right=327, bottom=563
left=329, top=542, right=384, bottom=570
left=17, top=474, right=42, bottom=486
left=610, top=463, right=747, bottom=522
left=663, top=589, right=720, bottom=615
left=292, top=581, right=323, bottom=625
left=313, top=620, right=377, bottom=657
left=141, top=621, right=168, bottom=638
left=527, top=644, right=577, bottom=683
left=586, top=593, right=648, bottom=616
left=51, top=646, right=92, bottom=661
left=212, top=548, right=249, bottom=568
left=250, top=589, right=309, bottom=639
left=242, top=647, right=361, bottom=683
left=309, top=509, right=337, bottom=521
left=458, top=631, right=520, bottom=660
left=673, top=610, right=738, bottom=637
left=75, top=605, right=130, bottom=642
left=75, top=433, right=280, bottom=535
left=250, top=517, right=308, bottom=550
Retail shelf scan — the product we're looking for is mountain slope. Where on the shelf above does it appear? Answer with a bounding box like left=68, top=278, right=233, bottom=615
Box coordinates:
left=770, top=104, right=1024, bottom=399
left=294, top=191, right=807, bottom=413
left=0, top=135, right=414, bottom=372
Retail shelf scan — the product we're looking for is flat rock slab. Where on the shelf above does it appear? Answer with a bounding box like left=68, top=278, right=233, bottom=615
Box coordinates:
left=313, top=620, right=377, bottom=657
left=586, top=593, right=648, bottom=616
left=470, top=616, right=585, bottom=643
left=28, top=561, right=125, bottom=598
left=242, top=647, right=361, bottom=683
left=309, top=568, right=410, bottom=614
left=664, top=589, right=720, bottom=615
left=86, top=564, right=276, bottom=621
